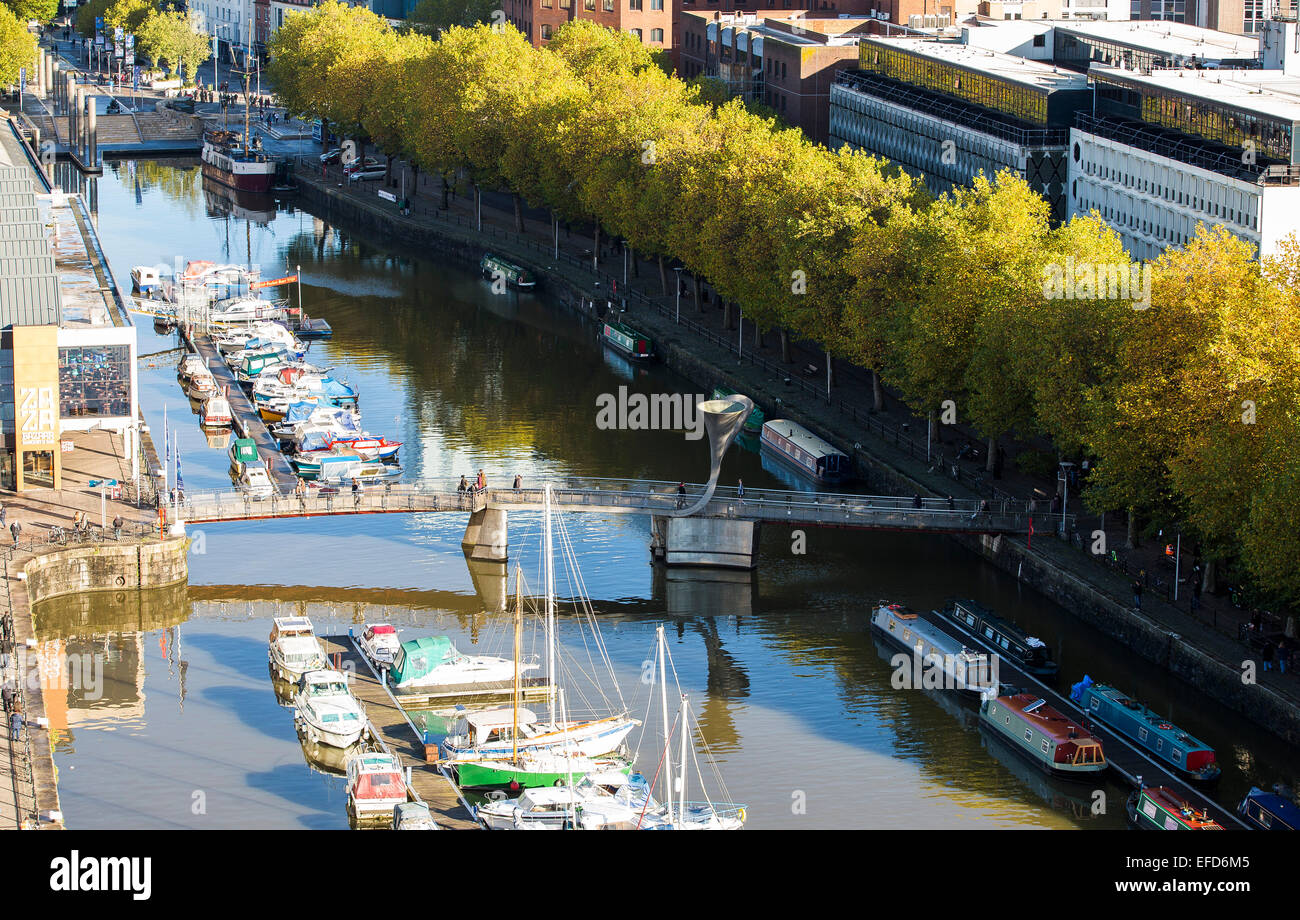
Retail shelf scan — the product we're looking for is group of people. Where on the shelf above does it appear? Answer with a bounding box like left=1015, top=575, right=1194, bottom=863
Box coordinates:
left=1, top=615, right=19, bottom=743
left=457, top=469, right=489, bottom=496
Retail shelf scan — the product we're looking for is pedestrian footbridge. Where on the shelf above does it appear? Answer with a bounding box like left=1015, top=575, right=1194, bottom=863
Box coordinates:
left=174, top=477, right=1064, bottom=570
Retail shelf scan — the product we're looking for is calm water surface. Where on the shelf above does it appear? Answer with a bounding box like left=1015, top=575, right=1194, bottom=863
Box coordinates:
left=35, top=163, right=1297, bottom=830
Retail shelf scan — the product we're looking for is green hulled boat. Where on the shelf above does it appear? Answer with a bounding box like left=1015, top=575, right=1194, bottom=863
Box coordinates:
left=454, top=754, right=632, bottom=791
left=600, top=321, right=653, bottom=360
left=711, top=387, right=764, bottom=434
left=481, top=253, right=537, bottom=290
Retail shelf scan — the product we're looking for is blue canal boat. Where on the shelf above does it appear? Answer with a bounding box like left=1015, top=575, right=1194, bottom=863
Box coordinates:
left=1070, top=675, right=1220, bottom=783
left=1238, top=787, right=1300, bottom=830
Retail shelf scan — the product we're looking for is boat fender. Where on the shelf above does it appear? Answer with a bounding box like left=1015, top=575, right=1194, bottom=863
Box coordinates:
left=116, top=576, right=125, bottom=586
left=486, top=790, right=507, bottom=802
left=554, top=779, right=566, bottom=787
left=737, top=807, right=746, bottom=824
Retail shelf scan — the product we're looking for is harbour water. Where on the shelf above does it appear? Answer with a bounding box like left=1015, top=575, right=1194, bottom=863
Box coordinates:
left=36, top=161, right=1298, bottom=829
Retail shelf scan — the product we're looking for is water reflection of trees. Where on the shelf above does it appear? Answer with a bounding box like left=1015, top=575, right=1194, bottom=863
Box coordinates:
left=106, top=158, right=205, bottom=221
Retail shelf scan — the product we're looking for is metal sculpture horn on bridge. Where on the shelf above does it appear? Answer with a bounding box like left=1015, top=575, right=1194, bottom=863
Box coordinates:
left=673, top=395, right=754, bottom=517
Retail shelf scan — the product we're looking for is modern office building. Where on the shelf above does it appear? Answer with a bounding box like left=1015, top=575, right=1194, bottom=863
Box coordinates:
left=1052, top=17, right=1261, bottom=68
left=680, top=12, right=874, bottom=142
left=1067, top=64, right=1300, bottom=258
left=1128, top=0, right=1296, bottom=35
left=829, top=36, right=1091, bottom=218
left=0, top=122, right=139, bottom=494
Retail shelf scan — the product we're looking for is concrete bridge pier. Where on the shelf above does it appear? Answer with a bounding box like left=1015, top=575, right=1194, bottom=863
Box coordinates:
left=461, top=506, right=508, bottom=563
left=651, top=516, right=761, bottom=569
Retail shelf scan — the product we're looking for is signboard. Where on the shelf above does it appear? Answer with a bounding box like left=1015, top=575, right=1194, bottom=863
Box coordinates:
left=115, top=41, right=124, bottom=59
left=61, top=440, right=73, bottom=453
left=377, top=189, right=396, bottom=203
left=18, top=387, right=56, bottom=445
left=125, top=34, right=134, bottom=49
left=126, top=51, right=135, bottom=66
left=249, top=274, right=299, bottom=290
left=113, top=26, right=123, bottom=41
left=133, top=66, right=140, bottom=91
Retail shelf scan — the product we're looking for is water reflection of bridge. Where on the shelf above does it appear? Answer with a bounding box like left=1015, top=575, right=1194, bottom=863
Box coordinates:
left=178, top=478, right=1064, bottom=571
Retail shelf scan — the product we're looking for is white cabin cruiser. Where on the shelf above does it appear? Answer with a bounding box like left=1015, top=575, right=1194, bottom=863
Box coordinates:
left=268, top=616, right=327, bottom=682
left=346, top=749, right=408, bottom=820
left=358, top=624, right=401, bottom=670
left=239, top=460, right=275, bottom=498
left=294, top=669, right=366, bottom=748
left=201, top=393, right=233, bottom=427
left=208, top=295, right=286, bottom=326
left=177, top=353, right=206, bottom=380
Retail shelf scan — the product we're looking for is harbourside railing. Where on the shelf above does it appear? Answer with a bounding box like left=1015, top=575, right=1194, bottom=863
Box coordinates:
left=173, top=477, right=1067, bottom=534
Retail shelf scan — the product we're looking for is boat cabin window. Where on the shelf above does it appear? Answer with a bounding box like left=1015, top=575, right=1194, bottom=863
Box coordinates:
left=1041, top=739, right=1050, bottom=754
left=1024, top=728, right=1033, bottom=743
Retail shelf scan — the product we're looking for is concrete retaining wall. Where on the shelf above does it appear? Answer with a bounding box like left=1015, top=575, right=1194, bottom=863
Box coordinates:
left=23, top=538, right=190, bottom=605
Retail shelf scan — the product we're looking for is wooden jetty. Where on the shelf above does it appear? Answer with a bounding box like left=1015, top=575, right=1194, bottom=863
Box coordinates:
left=391, top=676, right=555, bottom=711
left=319, top=635, right=480, bottom=830
left=926, top=614, right=1248, bottom=829
left=180, top=328, right=301, bottom=494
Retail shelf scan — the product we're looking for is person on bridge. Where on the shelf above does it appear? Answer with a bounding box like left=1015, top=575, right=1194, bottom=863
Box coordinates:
left=912, top=494, right=922, bottom=509
left=737, top=479, right=744, bottom=502
left=458, top=475, right=469, bottom=495
left=476, top=470, right=486, bottom=494
left=1132, top=578, right=1143, bottom=611
left=9, top=710, right=21, bottom=742
left=112, top=515, right=123, bottom=540
left=677, top=481, right=687, bottom=510
left=513, top=474, right=522, bottom=492
left=9, top=521, right=19, bottom=546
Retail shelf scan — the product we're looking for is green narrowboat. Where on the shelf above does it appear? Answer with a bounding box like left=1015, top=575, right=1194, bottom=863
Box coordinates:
left=1070, top=675, right=1220, bottom=782
left=979, top=693, right=1106, bottom=781
left=600, top=321, right=654, bottom=360
left=228, top=437, right=259, bottom=475
left=1127, top=786, right=1223, bottom=830
left=480, top=253, right=537, bottom=290
left=711, top=387, right=764, bottom=434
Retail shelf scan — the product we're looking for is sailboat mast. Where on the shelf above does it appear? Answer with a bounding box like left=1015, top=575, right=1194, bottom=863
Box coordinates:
left=678, top=694, right=689, bottom=827
left=242, top=20, right=252, bottom=152
left=512, top=564, right=521, bottom=764
left=544, top=484, right=555, bottom=726
left=658, top=624, right=672, bottom=820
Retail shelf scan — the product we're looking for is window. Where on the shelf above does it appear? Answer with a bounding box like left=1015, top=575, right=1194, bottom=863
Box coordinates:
left=1024, top=728, right=1033, bottom=742
left=629, top=0, right=642, bottom=7
left=1041, top=739, right=1050, bottom=754
left=1033, top=34, right=1045, bottom=47
left=585, top=0, right=595, bottom=8
left=604, top=0, right=614, bottom=8
left=652, top=0, right=663, bottom=7
left=541, top=23, right=552, bottom=38
left=59, top=345, right=131, bottom=419
left=631, top=27, right=642, bottom=40
left=651, top=28, right=663, bottom=41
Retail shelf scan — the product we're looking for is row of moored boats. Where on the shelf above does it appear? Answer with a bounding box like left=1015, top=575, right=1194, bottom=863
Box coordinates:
left=870, top=599, right=1297, bottom=831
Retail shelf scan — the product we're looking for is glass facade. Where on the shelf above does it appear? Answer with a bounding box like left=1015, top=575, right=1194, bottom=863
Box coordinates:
left=59, top=345, right=132, bottom=419
left=0, top=346, right=12, bottom=436
left=1094, top=73, right=1295, bottom=165
left=859, top=43, right=1051, bottom=126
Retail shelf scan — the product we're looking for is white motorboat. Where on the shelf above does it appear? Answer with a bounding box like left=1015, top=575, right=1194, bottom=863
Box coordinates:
left=201, top=393, right=233, bottom=428
left=177, top=353, right=206, bottom=380
left=209, top=295, right=286, bottom=326
left=132, top=265, right=162, bottom=293
left=345, top=749, right=408, bottom=820
left=475, top=770, right=658, bottom=830
left=239, top=460, right=275, bottom=498
left=268, top=616, right=327, bottom=682
left=186, top=370, right=219, bottom=400
left=358, top=624, right=401, bottom=670
left=294, top=669, right=366, bottom=748
left=394, top=802, right=439, bottom=830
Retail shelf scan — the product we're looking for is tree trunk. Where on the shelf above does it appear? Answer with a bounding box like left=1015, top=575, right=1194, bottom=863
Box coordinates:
left=1203, top=558, right=1217, bottom=595
left=692, top=276, right=703, bottom=312
left=513, top=193, right=525, bottom=233
left=440, top=175, right=449, bottom=209
left=474, top=184, right=481, bottom=231
left=658, top=255, right=667, bottom=295
left=631, top=246, right=639, bottom=278
left=986, top=435, right=997, bottom=474
left=780, top=329, right=791, bottom=363
left=871, top=368, right=884, bottom=412
left=754, top=324, right=762, bottom=348
left=1126, top=508, right=1139, bottom=550
left=826, top=351, right=835, bottom=388
left=723, top=301, right=734, bottom=330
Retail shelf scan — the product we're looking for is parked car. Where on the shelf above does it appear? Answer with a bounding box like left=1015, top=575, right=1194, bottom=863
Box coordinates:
left=347, top=167, right=386, bottom=183
left=342, top=156, right=381, bottom=175
left=319, top=148, right=342, bottom=164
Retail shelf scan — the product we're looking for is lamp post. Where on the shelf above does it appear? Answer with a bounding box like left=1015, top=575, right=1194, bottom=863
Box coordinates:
left=1059, top=461, right=1075, bottom=537
left=673, top=266, right=683, bottom=324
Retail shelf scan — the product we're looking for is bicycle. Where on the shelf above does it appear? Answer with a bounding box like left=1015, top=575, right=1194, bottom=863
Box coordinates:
left=47, top=526, right=66, bottom=545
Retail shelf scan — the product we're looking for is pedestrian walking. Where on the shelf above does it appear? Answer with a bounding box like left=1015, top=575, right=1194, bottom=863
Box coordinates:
left=1132, top=578, right=1143, bottom=611
left=1277, top=641, right=1290, bottom=675
left=10, top=520, right=19, bottom=546
left=476, top=469, right=486, bottom=493
left=1, top=682, right=13, bottom=714
left=0, top=637, right=9, bottom=669
left=946, top=494, right=955, bottom=511
left=1262, top=640, right=1275, bottom=672
left=1, top=502, right=6, bottom=527
left=676, top=481, right=687, bottom=510
left=737, top=479, right=744, bottom=502
left=112, top=514, right=123, bottom=540
left=458, top=475, right=468, bottom=495
left=513, top=474, right=521, bottom=492
left=912, top=494, right=923, bottom=510
left=9, top=710, right=20, bottom=742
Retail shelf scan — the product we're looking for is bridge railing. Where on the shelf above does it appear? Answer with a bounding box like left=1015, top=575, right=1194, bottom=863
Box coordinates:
left=175, top=479, right=1069, bottom=534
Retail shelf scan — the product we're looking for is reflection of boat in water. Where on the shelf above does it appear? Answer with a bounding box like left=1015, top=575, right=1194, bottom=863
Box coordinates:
left=296, top=724, right=350, bottom=776
left=600, top=343, right=647, bottom=383
left=202, top=175, right=277, bottom=224
left=978, top=723, right=1102, bottom=821
left=269, top=664, right=298, bottom=707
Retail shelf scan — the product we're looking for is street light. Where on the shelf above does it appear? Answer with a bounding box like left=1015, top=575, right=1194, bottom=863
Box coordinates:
left=673, top=266, right=684, bottom=324
left=1058, top=461, right=1075, bottom=537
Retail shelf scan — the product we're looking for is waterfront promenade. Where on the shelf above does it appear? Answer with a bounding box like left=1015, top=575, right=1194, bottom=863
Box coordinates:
left=290, top=161, right=1300, bottom=744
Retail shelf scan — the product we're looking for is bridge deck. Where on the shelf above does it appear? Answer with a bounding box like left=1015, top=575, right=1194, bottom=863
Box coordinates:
left=924, top=615, right=1246, bottom=829
left=183, top=330, right=300, bottom=494
left=319, top=635, right=479, bottom=830
left=177, top=478, right=1064, bottom=535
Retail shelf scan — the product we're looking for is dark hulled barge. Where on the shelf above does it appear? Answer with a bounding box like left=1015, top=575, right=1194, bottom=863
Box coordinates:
left=939, top=599, right=1058, bottom=680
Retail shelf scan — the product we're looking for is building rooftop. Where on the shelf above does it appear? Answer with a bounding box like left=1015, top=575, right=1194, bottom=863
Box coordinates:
left=1091, top=65, right=1300, bottom=124
left=861, top=36, right=1089, bottom=92
left=1056, top=20, right=1260, bottom=63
